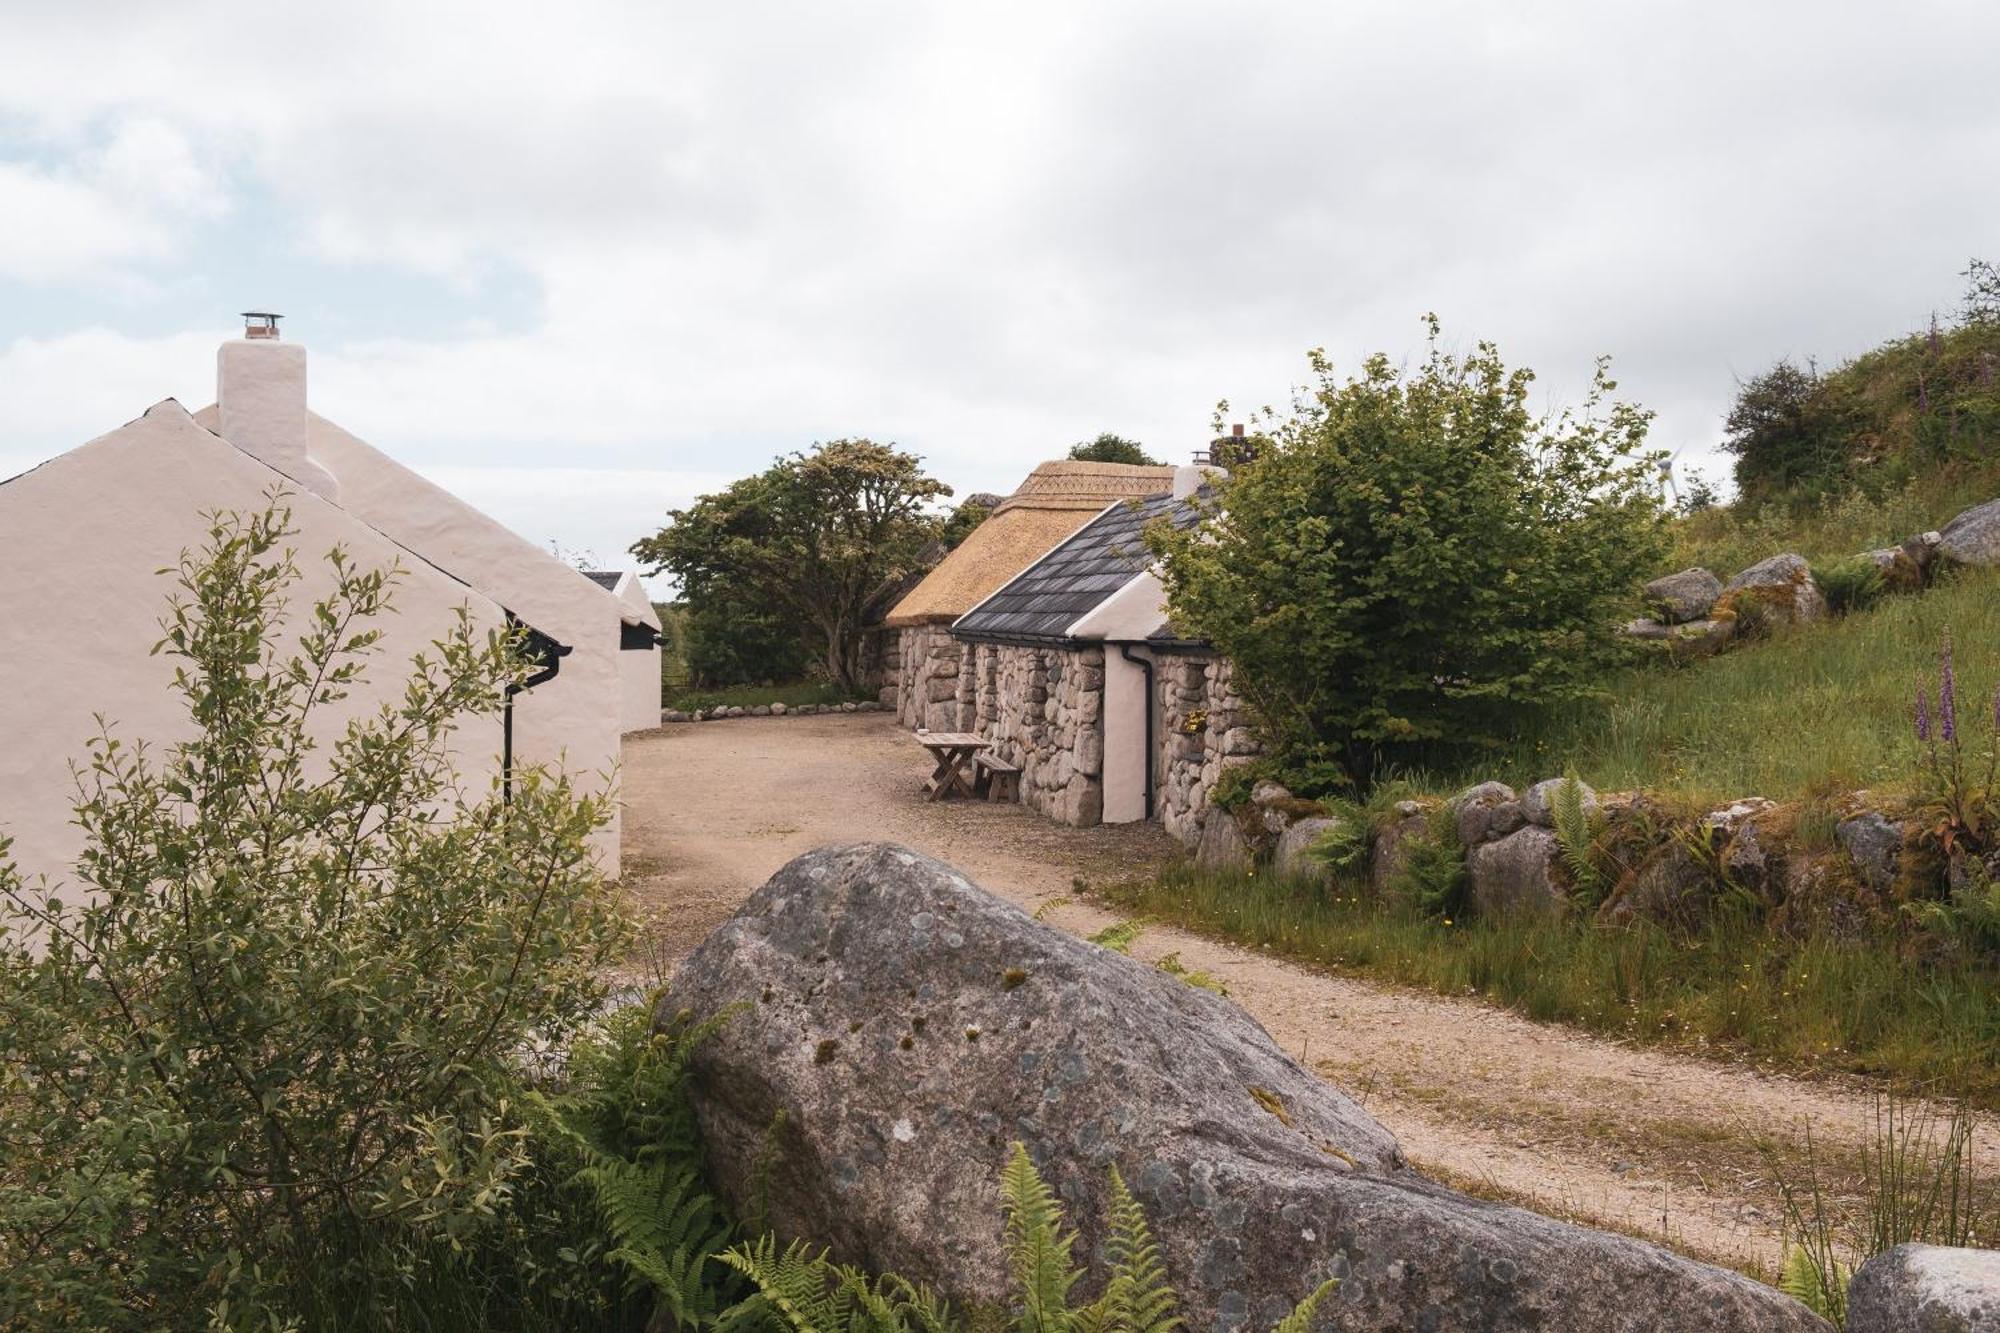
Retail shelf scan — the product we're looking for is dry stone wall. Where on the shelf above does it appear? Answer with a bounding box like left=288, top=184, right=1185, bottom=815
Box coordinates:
left=1154, top=650, right=1261, bottom=844
left=972, top=642, right=1105, bottom=825
left=893, top=624, right=971, bottom=731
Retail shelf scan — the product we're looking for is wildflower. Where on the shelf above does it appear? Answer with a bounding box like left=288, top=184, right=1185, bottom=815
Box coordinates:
left=1916, top=682, right=1932, bottom=744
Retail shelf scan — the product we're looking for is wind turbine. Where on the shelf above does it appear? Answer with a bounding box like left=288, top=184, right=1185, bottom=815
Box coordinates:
left=1657, top=447, right=1684, bottom=506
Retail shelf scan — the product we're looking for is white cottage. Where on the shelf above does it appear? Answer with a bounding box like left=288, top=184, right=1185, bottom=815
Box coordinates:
left=584, top=569, right=664, bottom=733
left=0, top=315, right=631, bottom=879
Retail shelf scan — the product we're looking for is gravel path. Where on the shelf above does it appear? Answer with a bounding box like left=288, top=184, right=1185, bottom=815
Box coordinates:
left=620, top=713, right=1999, bottom=1275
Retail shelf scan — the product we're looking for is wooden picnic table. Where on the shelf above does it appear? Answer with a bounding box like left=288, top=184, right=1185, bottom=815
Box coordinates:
left=917, top=731, right=991, bottom=802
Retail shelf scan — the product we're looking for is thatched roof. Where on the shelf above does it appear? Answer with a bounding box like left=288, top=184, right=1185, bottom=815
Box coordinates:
left=884, top=460, right=1177, bottom=627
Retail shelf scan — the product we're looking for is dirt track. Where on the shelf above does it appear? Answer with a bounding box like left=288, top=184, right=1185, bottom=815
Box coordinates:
left=620, top=713, right=1999, bottom=1275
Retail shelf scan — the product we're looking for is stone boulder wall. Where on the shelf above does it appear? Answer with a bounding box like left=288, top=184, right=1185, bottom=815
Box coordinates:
left=1938, top=498, right=2000, bottom=568
left=1847, top=1244, right=2000, bottom=1332
left=1717, top=553, right=1829, bottom=631
left=1450, top=781, right=1524, bottom=849
left=1645, top=567, right=1724, bottom=623
left=1468, top=826, right=1565, bottom=917
left=660, top=843, right=1827, bottom=1333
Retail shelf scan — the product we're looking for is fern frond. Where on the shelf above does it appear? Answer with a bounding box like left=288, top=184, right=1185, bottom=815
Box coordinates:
left=1776, top=1244, right=1846, bottom=1321
left=1087, top=920, right=1145, bottom=954
left=1551, top=770, right=1602, bottom=900
left=1001, top=1143, right=1083, bottom=1333
left=1269, top=1277, right=1339, bottom=1333
left=721, top=1235, right=855, bottom=1333
left=1076, top=1166, right=1180, bottom=1333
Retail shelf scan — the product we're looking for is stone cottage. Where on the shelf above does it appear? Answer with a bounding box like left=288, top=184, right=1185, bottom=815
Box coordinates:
left=948, top=469, right=1257, bottom=835
left=883, top=459, right=1174, bottom=730
left=0, top=313, right=632, bottom=880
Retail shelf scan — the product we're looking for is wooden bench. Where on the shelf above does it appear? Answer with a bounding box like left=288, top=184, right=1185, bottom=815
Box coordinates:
left=973, top=751, right=1021, bottom=803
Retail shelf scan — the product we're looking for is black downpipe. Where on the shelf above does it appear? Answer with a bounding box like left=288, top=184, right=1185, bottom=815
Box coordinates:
left=1117, top=642, right=1156, bottom=822
left=503, top=613, right=572, bottom=807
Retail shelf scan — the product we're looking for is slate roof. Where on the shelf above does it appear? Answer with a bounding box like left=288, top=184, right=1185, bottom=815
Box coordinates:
left=884, top=460, right=1178, bottom=627
left=583, top=570, right=622, bottom=591
left=952, top=491, right=1203, bottom=642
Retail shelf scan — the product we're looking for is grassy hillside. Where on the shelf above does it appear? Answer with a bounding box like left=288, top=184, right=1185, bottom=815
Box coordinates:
left=1671, top=457, right=2000, bottom=580
left=1723, top=285, right=2000, bottom=505
left=1426, top=566, right=1999, bottom=802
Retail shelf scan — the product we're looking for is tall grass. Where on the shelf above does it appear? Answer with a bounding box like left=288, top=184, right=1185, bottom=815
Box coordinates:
left=1107, top=867, right=2000, bottom=1100
left=1764, top=1091, right=1996, bottom=1327
left=1421, top=568, right=2000, bottom=802
left=1671, top=460, right=2000, bottom=580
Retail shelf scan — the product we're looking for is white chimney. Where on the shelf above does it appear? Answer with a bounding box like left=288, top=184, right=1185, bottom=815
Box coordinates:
left=216, top=312, right=339, bottom=501
left=1171, top=464, right=1204, bottom=499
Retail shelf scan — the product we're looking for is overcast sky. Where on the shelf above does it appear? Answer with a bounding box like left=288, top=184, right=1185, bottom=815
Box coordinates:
left=3, top=2, right=1996, bottom=590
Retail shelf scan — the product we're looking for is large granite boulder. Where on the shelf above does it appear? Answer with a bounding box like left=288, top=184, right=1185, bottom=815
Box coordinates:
left=1468, top=826, right=1566, bottom=918
left=1938, top=499, right=2000, bottom=568
left=1848, top=1244, right=2000, bottom=1331
left=1646, top=567, right=1724, bottom=623
left=1719, top=554, right=1828, bottom=630
left=660, top=844, right=1825, bottom=1332
left=1622, top=617, right=1737, bottom=658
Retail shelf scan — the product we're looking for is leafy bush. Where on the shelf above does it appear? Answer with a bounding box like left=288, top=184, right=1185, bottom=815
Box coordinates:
left=1147, top=318, right=1668, bottom=786
left=1811, top=556, right=1888, bottom=615
left=0, top=503, right=627, bottom=1330
left=1724, top=359, right=1848, bottom=500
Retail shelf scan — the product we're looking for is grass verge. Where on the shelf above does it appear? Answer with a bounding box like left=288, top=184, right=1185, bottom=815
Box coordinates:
left=662, top=679, right=870, bottom=712
left=1103, top=865, right=2000, bottom=1103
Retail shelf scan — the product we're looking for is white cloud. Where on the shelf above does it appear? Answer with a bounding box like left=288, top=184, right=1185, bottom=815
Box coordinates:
left=3, top=0, right=1999, bottom=560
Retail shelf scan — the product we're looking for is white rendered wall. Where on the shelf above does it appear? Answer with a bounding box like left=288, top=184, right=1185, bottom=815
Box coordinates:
left=280, top=411, right=627, bottom=875
left=0, top=401, right=507, bottom=887
left=614, top=573, right=662, bottom=732
left=1102, top=647, right=1151, bottom=823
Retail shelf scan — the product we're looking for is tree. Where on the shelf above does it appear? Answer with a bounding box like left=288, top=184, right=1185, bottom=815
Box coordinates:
left=1068, top=433, right=1160, bottom=466
left=631, top=440, right=951, bottom=693
left=1721, top=359, right=1845, bottom=498
left=0, top=501, right=627, bottom=1327
left=1146, top=319, right=1669, bottom=788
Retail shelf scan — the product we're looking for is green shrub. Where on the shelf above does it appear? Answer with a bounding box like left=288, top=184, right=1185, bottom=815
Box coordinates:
left=1147, top=317, right=1668, bottom=786
left=0, top=503, right=628, bottom=1330
left=1812, top=556, right=1888, bottom=615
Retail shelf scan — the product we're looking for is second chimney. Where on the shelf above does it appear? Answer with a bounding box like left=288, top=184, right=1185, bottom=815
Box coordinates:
left=216, top=313, right=339, bottom=501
